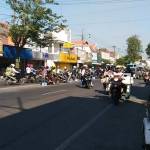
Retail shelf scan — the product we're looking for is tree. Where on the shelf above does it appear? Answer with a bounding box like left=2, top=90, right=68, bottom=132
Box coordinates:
left=6, top=0, right=66, bottom=57
left=101, top=59, right=112, bottom=65
left=145, top=43, right=150, bottom=58
left=126, top=35, right=142, bottom=63
left=115, top=55, right=130, bottom=66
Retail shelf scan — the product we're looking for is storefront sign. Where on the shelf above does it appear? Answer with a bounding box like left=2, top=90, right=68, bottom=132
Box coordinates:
left=43, top=53, right=49, bottom=60
left=59, top=53, right=77, bottom=63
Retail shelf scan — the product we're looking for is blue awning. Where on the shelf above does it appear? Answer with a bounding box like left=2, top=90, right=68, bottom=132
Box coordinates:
left=3, top=45, right=32, bottom=59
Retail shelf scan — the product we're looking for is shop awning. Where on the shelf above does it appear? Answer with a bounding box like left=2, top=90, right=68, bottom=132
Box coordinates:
left=3, top=45, right=32, bottom=59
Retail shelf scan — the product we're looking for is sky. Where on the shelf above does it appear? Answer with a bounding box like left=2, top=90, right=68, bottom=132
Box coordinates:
left=0, top=0, right=150, bottom=56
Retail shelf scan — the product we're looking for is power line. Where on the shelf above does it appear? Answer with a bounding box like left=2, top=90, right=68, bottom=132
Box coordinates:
left=0, top=13, right=12, bottom=16
left=68, top=17, right=150, bottom=26
left=57, top=0, right=149, bottom=5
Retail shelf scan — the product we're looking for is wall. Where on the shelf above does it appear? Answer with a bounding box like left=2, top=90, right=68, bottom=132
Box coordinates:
left=52, top=29, right=71, bottom=42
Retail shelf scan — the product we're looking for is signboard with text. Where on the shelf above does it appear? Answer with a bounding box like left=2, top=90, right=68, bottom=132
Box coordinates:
left=59, top=52, right=77, bottom=63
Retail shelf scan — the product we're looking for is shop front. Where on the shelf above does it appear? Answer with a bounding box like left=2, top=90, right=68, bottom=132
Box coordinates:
left=55, top=52, right=77, bottom=70
left=2, top=45, right=32, bottom=70
left=28, top=51, right=44, bottom=68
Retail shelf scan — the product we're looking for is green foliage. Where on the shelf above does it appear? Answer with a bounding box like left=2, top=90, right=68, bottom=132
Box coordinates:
left=126, top=35, right=142, bottom=62
left=101, top=59, right=112, bottom=65
left=115, top=55, right=130, bottom=66
left=6, top=0, right=66, bottom=51
left=145, top=43, right=150, bottom=58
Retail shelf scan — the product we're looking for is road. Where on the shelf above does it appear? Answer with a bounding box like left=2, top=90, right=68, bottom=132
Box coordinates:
left=0, top=80, right=149, bottom=150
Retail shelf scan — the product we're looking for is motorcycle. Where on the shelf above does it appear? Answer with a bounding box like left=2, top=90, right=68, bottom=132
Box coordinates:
left=25, top=72, right=37, bottom=83
left=110, top=77, right=122, bottom=105
left=82, top=74, right=92, bottom=89
left=101, top=75, right=111, bottom=95
left=4, top=72, right=26, bottom=85
left=57, top=72, right=68, bottom=83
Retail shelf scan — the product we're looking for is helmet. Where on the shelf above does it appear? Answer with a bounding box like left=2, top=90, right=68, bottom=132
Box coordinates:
left=73, top=66, right=76, bottom=69
left=83, top=65, right=88, bottom=68
left=10, top=64, right=15, bottom=67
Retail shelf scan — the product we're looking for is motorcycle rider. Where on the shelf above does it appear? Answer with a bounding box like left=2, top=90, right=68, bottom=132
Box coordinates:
left=5, top=64, right=19, bottom=81
left=71, top=66, right=77, bottom=81
left=80, top=65, right=86, bottom=87
left=110, top=74, right=122, bottom=105
left=102, top=69, right=113, bottom=91
left=81, top=65, right=93, bottom=88
left=81, top=65, right=89, bottom=87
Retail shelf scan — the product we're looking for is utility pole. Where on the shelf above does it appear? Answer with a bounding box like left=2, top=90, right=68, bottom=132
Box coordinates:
left=81, top=29, right=84, bottom=51
left=112, top=45, right=116, bottom=62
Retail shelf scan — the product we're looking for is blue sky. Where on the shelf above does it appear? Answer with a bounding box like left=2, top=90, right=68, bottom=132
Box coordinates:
left=0, top=0, right=150, bottom=56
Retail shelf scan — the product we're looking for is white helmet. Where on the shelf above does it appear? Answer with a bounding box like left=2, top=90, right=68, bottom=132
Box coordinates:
left=10, top=64, right=15, bottom=67
left=83, top=64, right=88, bottom=68
left=73, top=66, right=76, bottom=69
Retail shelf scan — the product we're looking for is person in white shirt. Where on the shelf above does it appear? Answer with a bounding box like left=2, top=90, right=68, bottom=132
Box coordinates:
left=80, top=65, right=87, bottom=87
left=26, top=65, right=31, bottom=75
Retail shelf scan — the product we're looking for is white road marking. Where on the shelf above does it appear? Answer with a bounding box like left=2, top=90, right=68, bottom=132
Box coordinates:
left=41, top=90, right=67, bottom=96
left=55, top=103, right=112, bottom=150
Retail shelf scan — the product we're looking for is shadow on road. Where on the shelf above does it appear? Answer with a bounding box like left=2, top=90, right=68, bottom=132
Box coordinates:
left=0, top=80, right=147, bottom=150
left=0, top=95, right=111, bottom=150
left=0, top=97, right=25, bottom=112
left=131, top=84, right=150, bottom=101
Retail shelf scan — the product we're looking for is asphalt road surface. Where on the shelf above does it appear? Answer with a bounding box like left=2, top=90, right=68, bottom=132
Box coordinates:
left=0, top=80, right=149, bottom=150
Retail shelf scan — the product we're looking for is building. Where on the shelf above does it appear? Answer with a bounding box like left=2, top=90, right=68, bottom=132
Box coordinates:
left=100, top=48, right=119, bottom=63
left=48, top=28, right=77, bottom=70
left=90, top=44, right=99, bottom=65
left=72, top=40, right=93, bottom=66
left=0, top=22, right=14, bottom=57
